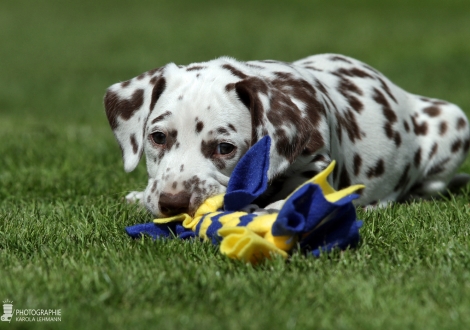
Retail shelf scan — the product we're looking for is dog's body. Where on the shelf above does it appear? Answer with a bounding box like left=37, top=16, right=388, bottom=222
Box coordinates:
left=104, top=54, right=470, bottom=216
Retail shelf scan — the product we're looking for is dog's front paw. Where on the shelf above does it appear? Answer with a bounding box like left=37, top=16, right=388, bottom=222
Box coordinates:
left=125, top=191, right=144, bottom=204
left=265, top=200, right=285, bottom=211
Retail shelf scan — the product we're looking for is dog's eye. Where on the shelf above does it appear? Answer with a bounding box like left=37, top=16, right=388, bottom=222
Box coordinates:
left=151, top=132, right=166, bottom=145
left=216, top=142, right=235, bottom=155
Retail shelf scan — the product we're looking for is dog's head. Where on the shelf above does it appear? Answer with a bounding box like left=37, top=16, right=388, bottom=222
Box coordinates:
left=104, top=58, right=319, bottom=216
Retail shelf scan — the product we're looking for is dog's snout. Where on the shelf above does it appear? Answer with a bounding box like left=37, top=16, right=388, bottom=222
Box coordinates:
left=158, top=191, right=191, bottom=216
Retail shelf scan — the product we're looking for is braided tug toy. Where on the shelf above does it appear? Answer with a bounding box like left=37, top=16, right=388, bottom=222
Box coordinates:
left=126, top=136, right=365, bottom=264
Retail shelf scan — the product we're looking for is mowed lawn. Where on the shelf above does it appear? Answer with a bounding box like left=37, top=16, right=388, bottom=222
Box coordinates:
left=1, top=0, right=470, bottom=329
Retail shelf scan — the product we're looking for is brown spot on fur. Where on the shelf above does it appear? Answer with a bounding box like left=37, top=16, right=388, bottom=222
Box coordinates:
left=411, top=116, right=428, bottom=136
left=353, top=154, right=362, bottom=176
left=427, top=157, right=450, bottom=176
left=335, top=67, right=374, bottom=79
left=338, top=78, right=363, bottom=95
left=373, top=88, right=397, bottom=123
left=384, top=122, right=394, bottom=139
left=104, top=89, right=144, bottom=129
left=196, top=121, right=204, bottom=133
left=374, top=89, right=401, bottom=145
left=222, top=64, right=248, bottom=79
left=165, top=130, right=178, bottom=150
left=315, top=80, right=328, bottom=95
left=260, top=60, right=281, bottom=64
left=457, top=117, right=467, bottom=130
left=305, top=66, right=323, bottom=72
left=201, top=139, right=226, bottom=170
left=201, top=139, right=218, bottom=159
left=271, top=76, right=326, bottom=125
left=151, top=181, right=158, bottom=193
left=451, top=139, right=462, bottom=153
left=429, top=143, right=438, bottom=159
left=373, top=88, right=389, bottom=107
left=274, top=71, right=294, bottom=80
left=150, top=77, right=166, bottom=112
left=130, top=134, right=138, bottom=154
left=187, top=66, right=206, bottom=71
left=367, top=159, right=385, bottom=178
left=394, top=132, right=402, bottom=147
left=121, top=80, right=131, bottom=88
left=423, top=106, right=441, bottom=117
left=329, top=55, right=353, bottom=64
left=225, top=83, right=235, bottom=92
left=302, top=130, right=325, bottom=156
left=378, top=78, right=397, bottom=104
left=403, top=120, right=410, bottom=132
left=439, top=121, right=448, bottom=136
left=338, top=78, right=364, bottom=113
left=180, top=164, right=184, bottom=172
left=414, top=148, right=421, bottom=167
left=228, top=123, right=237, bottom=132
left=151, top=111, right=172, bottom=125
left=234, top=77, right=269, bottom=144
left=335, top=108, right=362, bottom=143
left=216, top=127, right=230, bottom=135
left=394, top=164, right=411, bottom=192
left=172, top=181, right=177, bottom=189
left=236, top=75, right=323, bottom=161
left=246, top=63, right=266, bottom=69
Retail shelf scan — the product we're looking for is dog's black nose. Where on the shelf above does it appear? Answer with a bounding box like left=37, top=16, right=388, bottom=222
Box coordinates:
left=158, top=192, right=191, bottom=216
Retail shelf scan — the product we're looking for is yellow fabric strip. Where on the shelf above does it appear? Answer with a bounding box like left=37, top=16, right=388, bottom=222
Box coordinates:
left=286, top=161, right=365, bottom=202
left=153, top=213, right=192, bottom=224
left=197, top=211, right=223, bottom=240
left=218, top=227, right=288, bottom=264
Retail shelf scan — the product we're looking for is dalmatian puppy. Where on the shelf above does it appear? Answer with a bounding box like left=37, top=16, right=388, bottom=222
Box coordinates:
left=104, top=54, right=470, bottom=216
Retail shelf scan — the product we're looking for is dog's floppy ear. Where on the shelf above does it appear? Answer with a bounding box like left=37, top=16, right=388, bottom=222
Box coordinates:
left=234, top=76, right=319, bottom=179
left=104, top=68, right=167, bottom=172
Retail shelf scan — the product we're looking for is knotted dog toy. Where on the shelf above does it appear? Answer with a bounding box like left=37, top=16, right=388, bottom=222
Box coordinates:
left=126, top=136, right=364, bottom=264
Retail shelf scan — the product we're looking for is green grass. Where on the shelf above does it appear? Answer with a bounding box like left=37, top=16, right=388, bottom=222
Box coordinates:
left=1, top=0, right=470, bottom=329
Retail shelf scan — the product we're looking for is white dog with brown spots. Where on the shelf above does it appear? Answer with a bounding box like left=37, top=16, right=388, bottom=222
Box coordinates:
left=104, top=54, right=470, bottom=216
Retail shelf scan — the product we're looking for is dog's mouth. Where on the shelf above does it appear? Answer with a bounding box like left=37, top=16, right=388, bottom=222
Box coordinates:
left=159, top=207, right=190, bottom=217
left=152, top=173, right=230, bottom=218
left=156, top=191, right=193, bottom=217
left=157, top=204, right=200, bottom=219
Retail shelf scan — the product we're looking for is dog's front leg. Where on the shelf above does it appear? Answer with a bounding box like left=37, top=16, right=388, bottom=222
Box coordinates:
left=125, top=191, right=144, bottom=204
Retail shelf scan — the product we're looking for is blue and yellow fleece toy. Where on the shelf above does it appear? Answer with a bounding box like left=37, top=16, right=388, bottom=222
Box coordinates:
left=126, top=136, right=365, bottom=264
